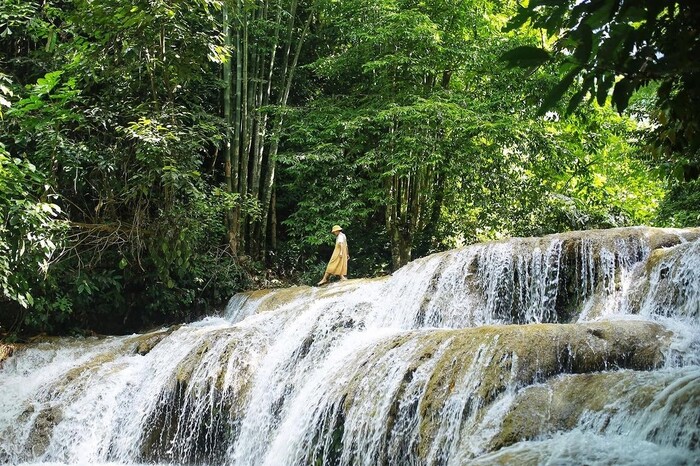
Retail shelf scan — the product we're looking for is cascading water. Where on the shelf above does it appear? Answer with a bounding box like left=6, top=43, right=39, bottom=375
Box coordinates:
left=1, top=226, right=699, bottom=465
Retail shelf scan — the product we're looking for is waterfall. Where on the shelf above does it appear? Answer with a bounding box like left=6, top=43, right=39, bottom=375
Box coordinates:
left=1, top=226, right=699, bottom=465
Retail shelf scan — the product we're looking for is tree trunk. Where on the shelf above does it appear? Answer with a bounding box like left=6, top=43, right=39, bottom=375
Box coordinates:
left=386, top=175, right=413, bottom=270
left=270, top=186, right=277, bottom=255
left=249, top=0, right=280, bottom=260
left=231, top=0, right=244, bottom=254
left=247, top=0, right=268, bottom=258
left=386, top=164, right=438, bottom=268
left=239, top=1, right=250, bottom=254
left=223, top=2, right=237, bottom=255
left=260, top=0, right=313, bottom=257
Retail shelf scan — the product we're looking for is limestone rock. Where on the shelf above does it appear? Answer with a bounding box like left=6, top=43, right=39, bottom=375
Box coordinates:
left=0, top=344, right=15, bottom=369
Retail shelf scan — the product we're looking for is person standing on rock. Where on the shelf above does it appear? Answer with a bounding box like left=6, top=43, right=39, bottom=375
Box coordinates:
left=317, top=225, right=349, bottom=285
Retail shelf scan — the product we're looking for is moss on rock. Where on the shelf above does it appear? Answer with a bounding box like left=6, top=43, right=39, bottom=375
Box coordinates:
left=326, top=319, right=670, bottom=462
left=625, top=239, right=700, bottom=319
left=411, top=320, right=670, bottom=458
left=464, top=227, right=700, bottom=323
left=17, top=404, right=63, bottom=459
left=132, top=326, right=181, bottom=355
left=489, top=368, right=699, bottom=452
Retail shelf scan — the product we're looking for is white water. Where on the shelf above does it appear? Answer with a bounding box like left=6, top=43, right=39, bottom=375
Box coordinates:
left=1, top=227, right=699, bottom=465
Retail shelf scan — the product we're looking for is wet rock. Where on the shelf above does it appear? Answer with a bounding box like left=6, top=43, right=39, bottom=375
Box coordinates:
left=412, top=320, right=670, bottom=458
left=133, top=326, right=180, bottom=355
left=625, top=239, right=700, bottom=320
left=0, top=344, right=15, bottom=369
left=326, top=319, right=671, bottom=463
left=142, top=327, right=261, bottom=462
left=462, top=227, right=700, bottom=324
left=139, top=378, right=236, bottom=465
left=646, top=227, right=700, bottom=250
left=22, top=405, right=63, bottom=458
left=489, top=368, right=700, bottom=452
left=242, top=286, right=311, bottom=313
left=237, top=277, right=388, bottom=316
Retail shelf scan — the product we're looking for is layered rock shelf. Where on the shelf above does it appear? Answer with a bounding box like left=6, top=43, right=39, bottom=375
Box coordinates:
left=1, top=226, right=699, bottom=465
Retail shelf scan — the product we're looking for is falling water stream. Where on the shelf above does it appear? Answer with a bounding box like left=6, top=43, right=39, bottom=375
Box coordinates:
left=1, top=226, right=699, bottom=465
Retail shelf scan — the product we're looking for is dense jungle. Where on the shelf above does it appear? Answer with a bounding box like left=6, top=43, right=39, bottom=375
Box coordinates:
left=1, top=0, right=698, bottom=338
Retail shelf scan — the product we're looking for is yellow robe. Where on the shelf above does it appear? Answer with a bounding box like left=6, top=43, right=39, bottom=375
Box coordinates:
left=326, top=232, right=348, bottom=276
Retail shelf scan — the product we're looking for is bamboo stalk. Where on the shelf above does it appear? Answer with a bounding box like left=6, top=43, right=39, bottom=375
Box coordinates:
left=260, top=0, right=314, bottom=255
left=231, top=0, right=244, bottom=254
left=223, top=1, right=237, bottom=254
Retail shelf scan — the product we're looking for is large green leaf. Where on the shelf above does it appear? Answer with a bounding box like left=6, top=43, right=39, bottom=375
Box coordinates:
left=612, top=78, right=634, bottom=112
left=573, top=24, right=593, bottom=64
left=596, top=73, right=614, bottom=106
left=538, top=66, right=582, bottom=115
left=503, top=5, right=533, bottom=32
left=500, top=46, right=551, bottom=68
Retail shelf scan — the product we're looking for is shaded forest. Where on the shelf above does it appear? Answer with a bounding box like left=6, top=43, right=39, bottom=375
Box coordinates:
left=1, top=0, right=698, bottom=337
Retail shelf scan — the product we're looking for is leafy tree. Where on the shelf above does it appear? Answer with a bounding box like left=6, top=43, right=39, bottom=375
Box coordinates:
left=0, top=71, right=64, bottom=336
left=656, top=179, right=700, bottom=226
left=0, top=144, right=64, bottom=311
left=280, top=0, right=514, bottom=268
left=502, top=0, right=700, bottom=178
left=0, top=0, right=250, bottom=334
left=279, top=0, right=663, bottom=270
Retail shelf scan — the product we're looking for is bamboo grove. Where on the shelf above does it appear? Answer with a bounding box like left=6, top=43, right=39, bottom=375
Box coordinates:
left=222, top=0, right=314, bottom=259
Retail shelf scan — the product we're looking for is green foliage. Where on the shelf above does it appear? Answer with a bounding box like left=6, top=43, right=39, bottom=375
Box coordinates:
left=0, top=71, right=66, bottom=319
left=278, top=98, right=391, bottom=279
left=502, top=0, right=700, bottom=169
left=281, top=0, right=663, bottom=270
left=0, top=0, right=679, bottom=336
left=0, top=0, right=251, bottom=335
left=528, top=106, right=665, bottom=232
left=0, top=144, right=65, bottom=310
left=656, top=179, right=700, bottom=227
left=500, top=45, right=550, bottom=68
left=285, top=0, right=518, bottom=267
left=0, top=74, right=12, bottom=117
